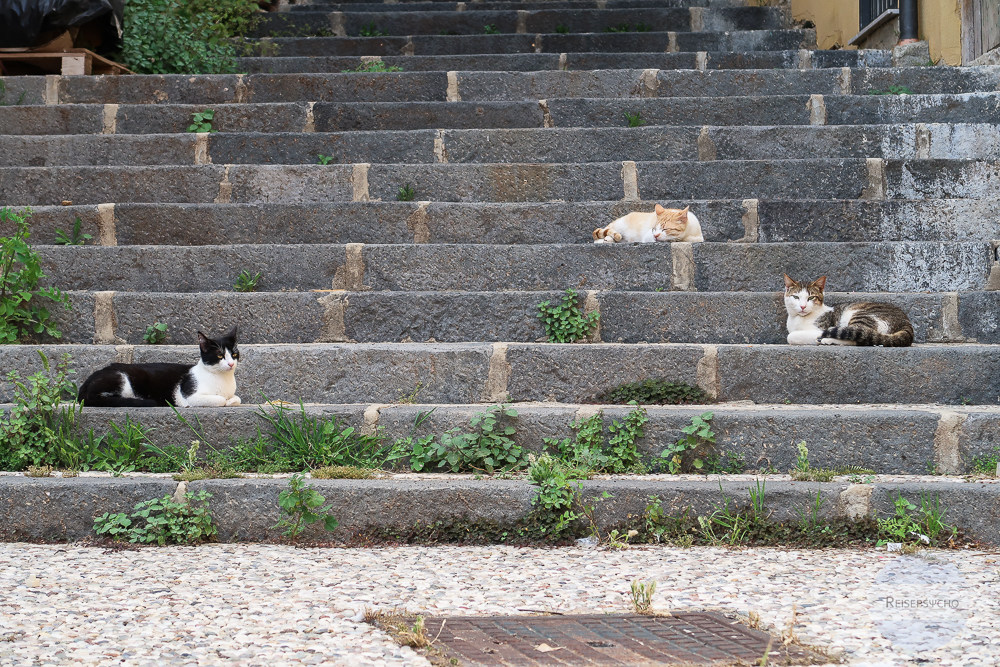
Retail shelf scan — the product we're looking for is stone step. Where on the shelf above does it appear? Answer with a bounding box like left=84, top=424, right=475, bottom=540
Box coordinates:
left=3, top=342, right=1000, bottom=405
left=4, top=402, right=994, bottom=476
left=23, top=67, right=999, bottom=105
left=46, top=290, right=995, bottom=346
left=238, top=49, right=891, bottom=74
left=4, top=93, right=997, bottom=135
left=22, top=200, right=1000, bottom=246
left=255, top=7, right=785, bottom=38
left=34, top=241, right=992, bottom=293
left=3, top=159, right=999, bottom=205
left=259, top=28, right=814, bottom=56
left=3, top=476, right=997, bottom=544
left=4, top=122, right=998, bottom=166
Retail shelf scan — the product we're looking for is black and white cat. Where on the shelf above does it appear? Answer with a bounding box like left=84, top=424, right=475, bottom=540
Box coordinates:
left=78, top=328, right=242, bottom=408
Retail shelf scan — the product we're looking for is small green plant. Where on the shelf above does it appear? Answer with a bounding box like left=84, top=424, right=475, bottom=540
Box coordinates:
left=117, top=0, right=260, bottom=74
left=359, top=22, right=387, bottom=37
left=605, top=23, right=632, bottom=32
left=704, top=451, right=747, bottom=474
left=397, top=382, right=423, bottom=405
left=274, top=473, right=340, bottom=540
left=660, top=411, right=715, bottom=474
left=143, top=322, right=168, bottom=344
left=788, top=442, right=869, bottom=481
left=630, top=579, right=657, bottom=613
left=483, top=24, right=500, bottom=34
left=391, top=404, right=523, bottom=473
left=317, top=154, right=334, bottom=165
left=544, top=412, right=607, bottom=474
left=0, top=352, right=78, bottom=471
left=342, top=61, right=403, bottom=73
left=606, top=404, right=648, bottom=473
left=527, top=454, right=585, bottom=537
left=397, top=183, right=416, bottom=201
left=606, top=528, right=638, bottom=549
left=875, top=493, right=955, bottom=547
left=635, top=22, right=652, bottom=32
left=187, top=109, right=216, bottom=133
left=233, top=270, right=262, bottom=293
left=93, top=490, right=217, bottom=545
left=971, top=447, right=1000, bottom=477
left=54, top=217, right=93, bottom=246
left=256, top=400, right=388, bottom=470
left=1, top=207, right=71, bottom=343
left=624, top=111, right=646, bottom=127
left=537, top=288, right=599, bottom=343
left=867, top=85, right=914, bottom=95
left=598, top=379, right=708, bottom=405
left=25, top=465, right=53, bottom=477
left=554, top=24, right=569, bottom=33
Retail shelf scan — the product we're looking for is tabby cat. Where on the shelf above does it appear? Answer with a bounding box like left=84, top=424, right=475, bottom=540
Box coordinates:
left=78, top=327, right=242, bottom=407
left=593, top=205, right=703, bottom=243
left=783, top=275, right=913, bottom=347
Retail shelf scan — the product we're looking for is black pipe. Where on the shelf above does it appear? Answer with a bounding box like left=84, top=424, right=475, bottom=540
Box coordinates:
left=899, top=0, right=918, bottom=42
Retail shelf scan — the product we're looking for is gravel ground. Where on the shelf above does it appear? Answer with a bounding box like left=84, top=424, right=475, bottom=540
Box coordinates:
left=1, top=544, right=997, bottom=666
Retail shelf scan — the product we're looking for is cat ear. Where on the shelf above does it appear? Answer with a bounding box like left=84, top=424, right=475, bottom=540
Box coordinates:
left=654, top=204, right=665, bottom=214
left=783, top=273, right=796, bottom=288
left=812, top=276, right=827, bottom=290
left=197, top=331, right=211, bottom=351
left=225, top=324, right=239, bottom=341
left=680, top=206, right=689, bottom=220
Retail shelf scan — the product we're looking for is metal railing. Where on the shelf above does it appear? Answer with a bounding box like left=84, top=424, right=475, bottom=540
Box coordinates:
left=859, top=0, right=898, bottom=31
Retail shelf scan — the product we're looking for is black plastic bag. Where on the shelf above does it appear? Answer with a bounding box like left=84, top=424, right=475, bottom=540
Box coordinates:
left=0, top=0, right=124, bottom=50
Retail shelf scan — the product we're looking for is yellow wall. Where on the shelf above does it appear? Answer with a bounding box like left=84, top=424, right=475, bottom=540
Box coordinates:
left=790, top=0, right=964, bottom=65
left=790, top=0, right=858, bottom=51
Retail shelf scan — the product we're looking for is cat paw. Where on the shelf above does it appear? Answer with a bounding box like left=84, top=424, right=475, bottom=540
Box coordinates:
left=226, top=396, right=242, bottom=407
left=819, top=338, right=837, bottom=345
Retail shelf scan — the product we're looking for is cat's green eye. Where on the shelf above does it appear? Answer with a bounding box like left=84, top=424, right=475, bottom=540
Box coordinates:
left=808, top=296, right=818, bottom=301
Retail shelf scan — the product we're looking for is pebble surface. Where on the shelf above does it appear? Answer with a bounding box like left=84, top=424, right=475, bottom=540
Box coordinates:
left=1, top=544, right=997, bottom=666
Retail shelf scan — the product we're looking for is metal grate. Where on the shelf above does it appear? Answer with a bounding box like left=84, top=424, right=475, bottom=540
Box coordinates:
left=859, top=0, right=899, bottom=31
left=415, top=613, right=824, bottom=665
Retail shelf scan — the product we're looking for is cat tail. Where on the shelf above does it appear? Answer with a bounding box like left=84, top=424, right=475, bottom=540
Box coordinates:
left=821, top=325, right=914, bottom=347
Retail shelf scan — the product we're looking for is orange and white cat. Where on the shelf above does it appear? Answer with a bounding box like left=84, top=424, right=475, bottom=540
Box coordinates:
left=592, top=205, right=703, bottom=244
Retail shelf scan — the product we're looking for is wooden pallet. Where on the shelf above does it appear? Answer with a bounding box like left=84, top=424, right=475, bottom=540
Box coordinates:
left=0, top=48, right=131, bottom=76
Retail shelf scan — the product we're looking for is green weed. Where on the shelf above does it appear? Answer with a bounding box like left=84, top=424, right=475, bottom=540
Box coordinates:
left=397, top=183, right=416, bottom=201
left=537, top=288, right=599, bottom=343
left=359, top=22, right=387, bottom=37
left=143, top=322, right=168, bottom=344
left=94, top=490, right=218, bottom=545
left=187, top=109, right=216, bottom=133
left=274, top=473, right=339, bottom=540
left=660, top=411, right=714, bottom=474
left=54, top=217, right=92, bottom=246
left=868, top=85, right=914, bottom=95
left=1, top=207, right=71, bottom=343
left=233, top=270, right=262, bottom=292
left=389, top=404, right=524, bottom=474
left=598, top=379, right=708, bottom=405
left=624, top=111, right=646, bottom=127
left=342, top=61, right=402, bottom=73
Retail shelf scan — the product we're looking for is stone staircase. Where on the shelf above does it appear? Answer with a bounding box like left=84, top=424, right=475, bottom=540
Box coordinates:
left=2, top=0, right=1000, bottom=541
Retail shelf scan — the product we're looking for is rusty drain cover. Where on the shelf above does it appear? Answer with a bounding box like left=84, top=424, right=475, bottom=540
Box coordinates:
left=413, top=613, right=824, bottom=666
